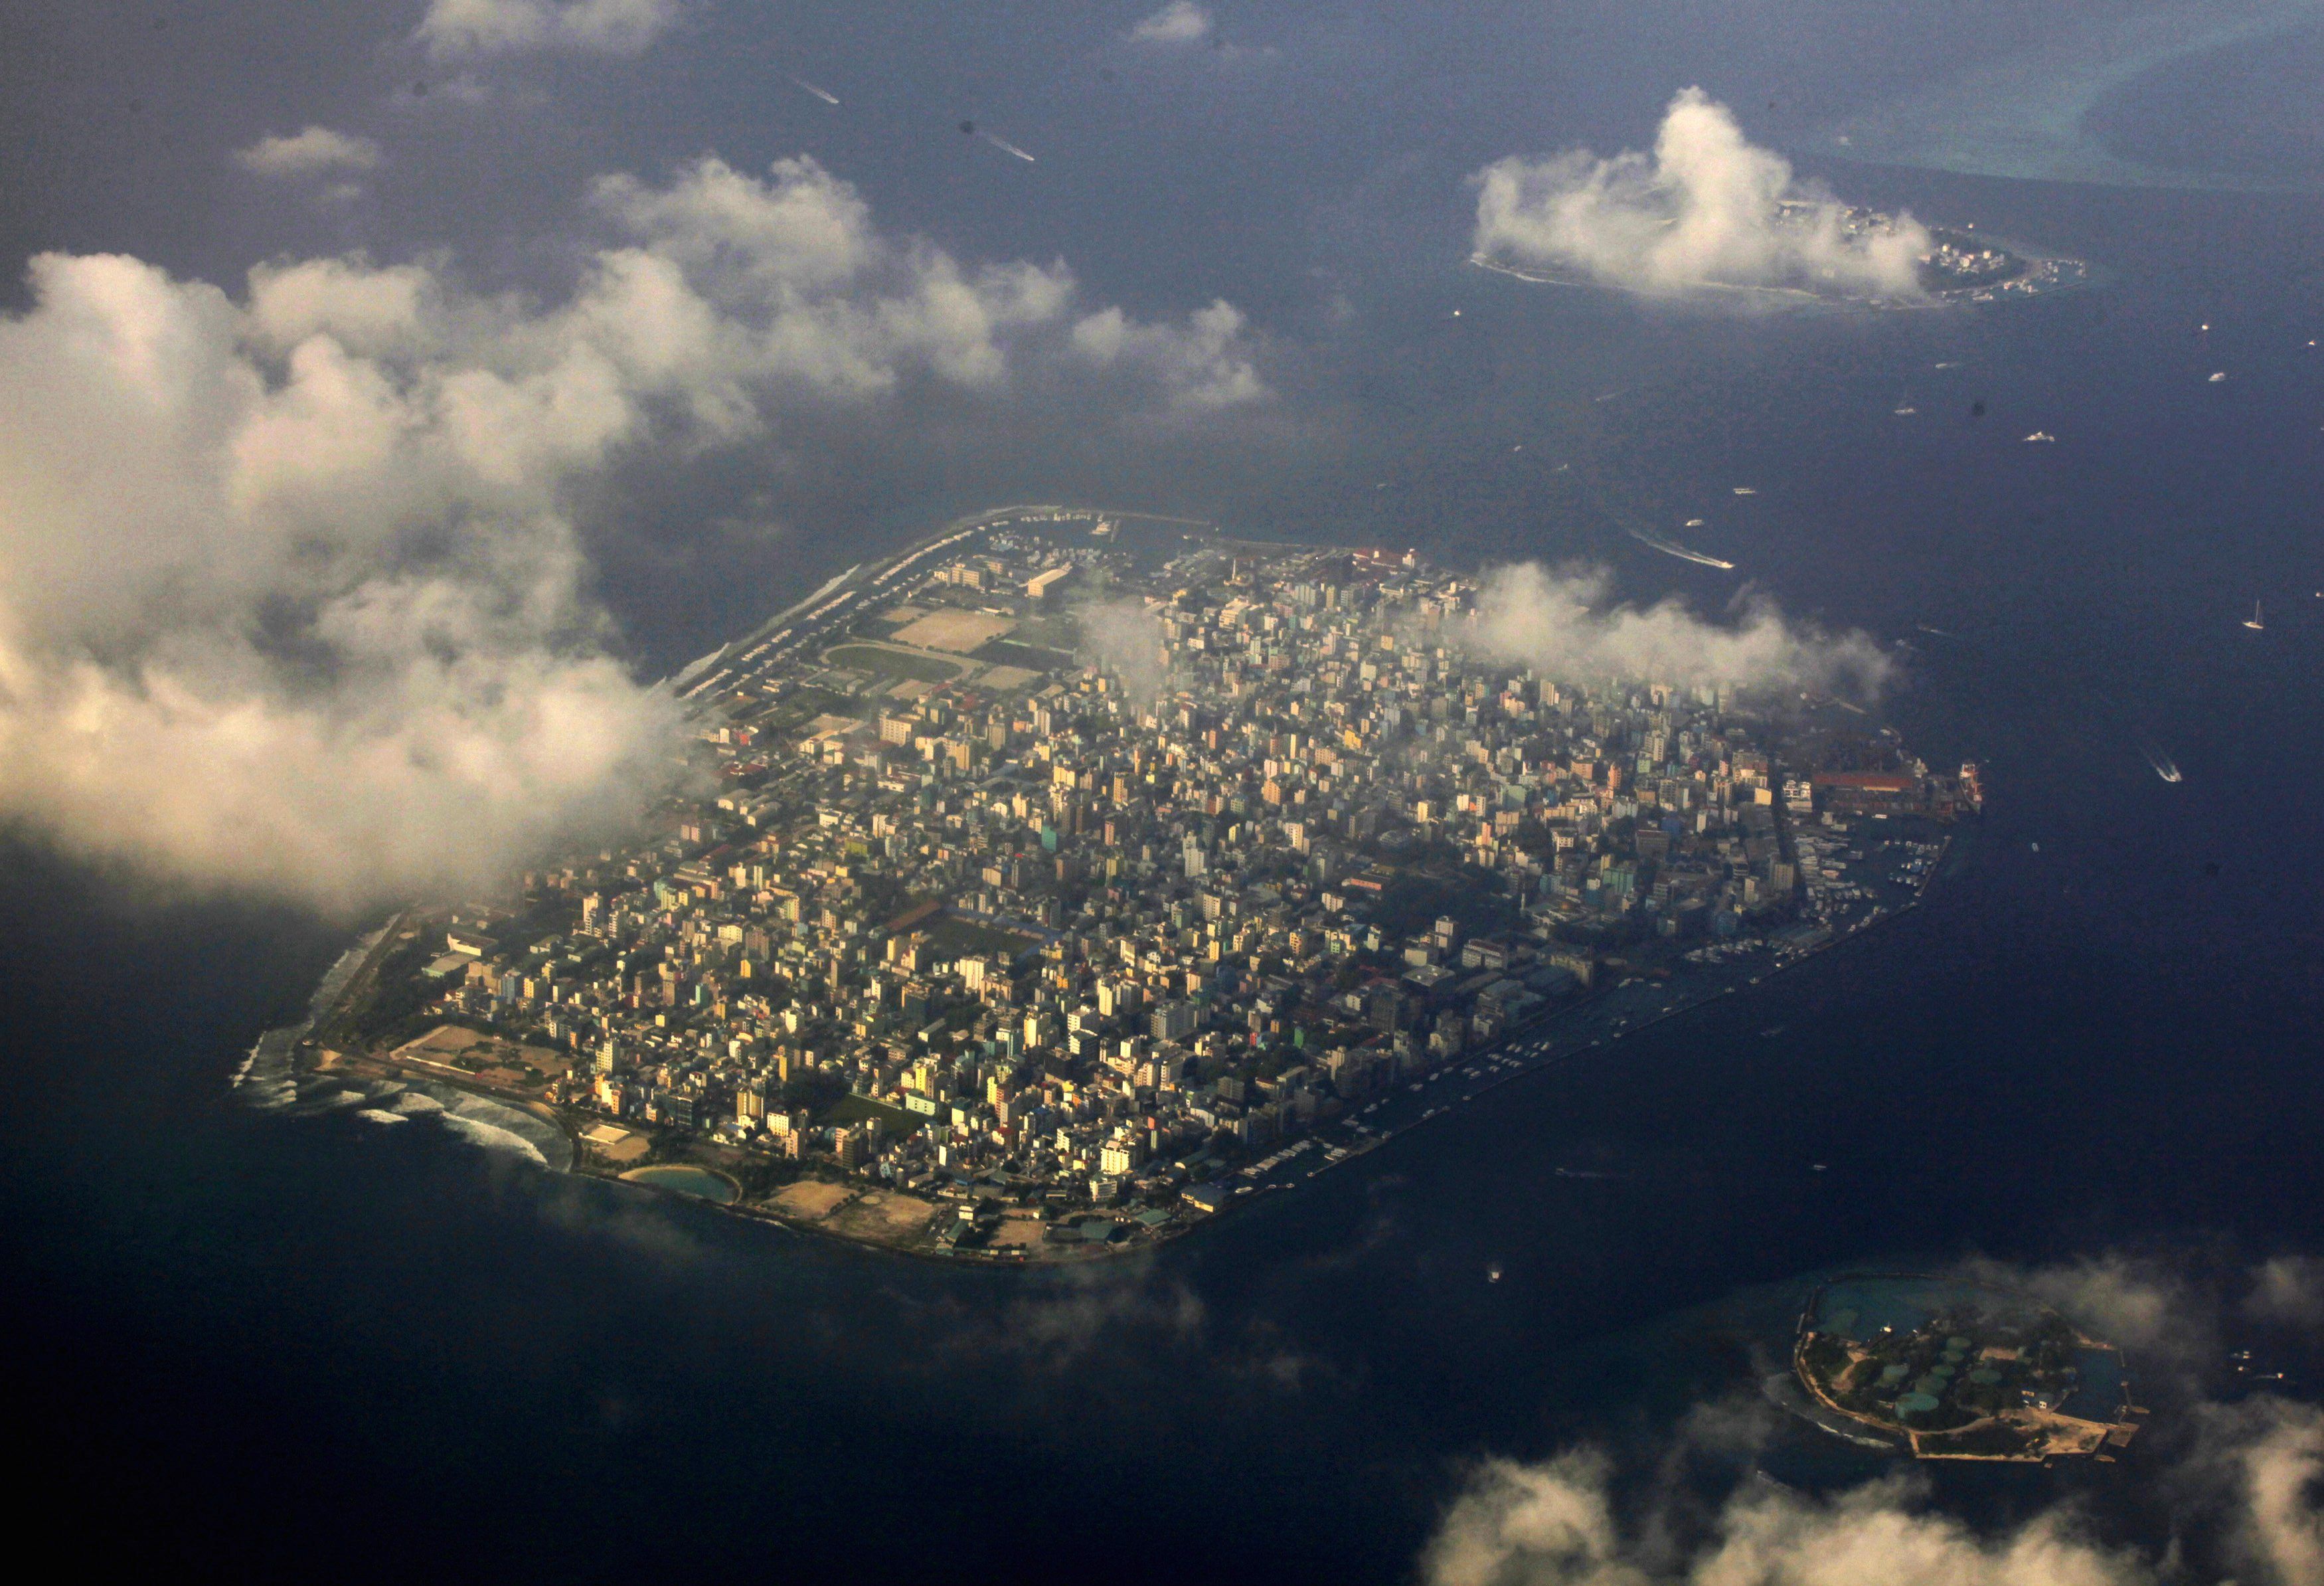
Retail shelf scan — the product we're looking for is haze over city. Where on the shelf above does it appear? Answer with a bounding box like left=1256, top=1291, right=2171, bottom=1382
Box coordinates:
left=3, top=5, right=2322, bottom=1585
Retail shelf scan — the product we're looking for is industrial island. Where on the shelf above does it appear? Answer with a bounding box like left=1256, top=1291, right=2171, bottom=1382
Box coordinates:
left=1473, top=203, right=2092, bottom=308
left=1791, top=1273, right=2145, bottom=1463
left=289, top=508, right=1980, bottom=1259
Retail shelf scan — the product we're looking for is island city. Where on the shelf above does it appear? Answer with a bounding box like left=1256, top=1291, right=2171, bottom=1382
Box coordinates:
left=292, top=509, right=1981, bottom=1259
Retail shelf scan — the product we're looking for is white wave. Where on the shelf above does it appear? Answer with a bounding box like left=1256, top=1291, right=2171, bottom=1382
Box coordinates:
left=353, top=1108, right=412, bottom=1126
left=439, top=1113, right=552, bottom=1166
left=292, top=1085, right=369, bottom=1113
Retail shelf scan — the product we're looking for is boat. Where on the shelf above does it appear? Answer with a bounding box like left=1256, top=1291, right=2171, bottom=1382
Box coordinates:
left=1893, top=387, right=1918, bottom=416
left=2208, top=371, right=2227, bottom=383
left=2244, top=600, right=2266, bottom=632
left=1684, top=517, right=1707, bottom=528
left=1487, top=1265, right=1503, bottom=1282
left=2023, top=430, right=2055, bottom=443
left=1732, top=486, right=1756, bottom=495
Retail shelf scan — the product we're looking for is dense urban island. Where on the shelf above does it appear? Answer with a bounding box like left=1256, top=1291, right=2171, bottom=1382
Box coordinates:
left=303, top=509, right=1981, bottom=1259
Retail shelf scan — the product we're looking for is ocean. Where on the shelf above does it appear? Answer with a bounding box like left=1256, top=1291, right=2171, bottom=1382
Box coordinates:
left=5, top=17, right=2324, bottom=1581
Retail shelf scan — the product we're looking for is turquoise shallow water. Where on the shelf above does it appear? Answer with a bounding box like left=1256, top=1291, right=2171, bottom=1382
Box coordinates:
left=2064, top=1347, right=2129, bottom=1421
left=1813, top=1276, right=2050, bottom=1343
left=622, top=1165, right=738, bottom=1204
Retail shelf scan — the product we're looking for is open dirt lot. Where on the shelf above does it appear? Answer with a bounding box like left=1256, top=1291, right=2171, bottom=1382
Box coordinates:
left=771, top=1180, right=855, bottom=1219
left=396, top=1025, right=483, bottom=1059
left=889, top=610, right=1017, bottom=653
left=991, top=1215, right=1047, bottom=1249
left=827, top=1190, right=936, bottom=1242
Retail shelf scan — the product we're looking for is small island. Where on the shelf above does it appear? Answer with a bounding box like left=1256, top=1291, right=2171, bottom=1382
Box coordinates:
left=1473, top=205, right=2090, bottom=309
left=1794, top=1274, right=2145, bottom=1461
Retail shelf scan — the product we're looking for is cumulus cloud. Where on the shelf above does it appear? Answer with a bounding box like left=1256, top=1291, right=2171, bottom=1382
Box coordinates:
left=2246, top=1257, right=2324, bottom=1328
left=0, top=252, right=681, bottom=913
left=235, top=126, right=384, bottom=181
left=1461, top=563, right=1892, bottom=700
left=1128, top=2, right=1212, bottom=46
left=415, top=0, right=679, bottom=60
left=1427, top=1401, right=2324, bottom=1586
left=1428, top=1453, right=2145, bottom=1586
left=1071, top=299, right=1268, bottom=410
left=582, top=156, right=1253, bottom=413
left=1425, top=1253, right=2324, bottom=1586
left=1471, top=88, right=1930, bottom=302
left=2226, top=1402, right=2324, bottom=1585
left=0, top=154, right=1268, bottom=911
left=1075, top=596, right=1169, bottom=705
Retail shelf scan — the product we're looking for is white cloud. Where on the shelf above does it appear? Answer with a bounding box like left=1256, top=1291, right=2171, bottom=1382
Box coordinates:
left=1426, top=1409, right=2324, bottom=1586
left=1460, top=563, right=1892, bottom=700
left=1128, top=2, right=1212, bottom=46
left=234, top=126, right=384, bottom=180
left=1074, top=596, right=1168, bottom=705
left=0, top=252, right=679, bottom=914
left=1471, top=88, right=1930, bottom=302
left=1072, top=299, right=1268, bottom=410
left=591, top=155, right=877, bottom=292
left=587, top=155, right=1250, bottom=412
left=0, top=155, right=1268, bottom=911
left=1425, top=1257, right=2324, bottom=1586
left=2221, top=1402, right=2324, bottom=1586
left=2246, top=1257, right=2324, bottom=1328
left=415, top=0, right=679, bottom=60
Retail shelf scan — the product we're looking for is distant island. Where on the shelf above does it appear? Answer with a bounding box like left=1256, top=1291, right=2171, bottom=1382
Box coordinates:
left=1793, top=1273, right=2146, bottom=1461
left=271, top=509, right=1979, bottom=1261
left=1473, top=205, right=2091, bottom=309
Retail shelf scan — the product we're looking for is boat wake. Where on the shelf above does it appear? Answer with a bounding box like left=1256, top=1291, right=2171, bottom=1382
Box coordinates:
left=1623, top=525, right=1737, bottom=570
left=2138, top=735, right=2184, bottom=783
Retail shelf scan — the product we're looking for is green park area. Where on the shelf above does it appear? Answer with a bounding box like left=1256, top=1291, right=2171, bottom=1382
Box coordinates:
left=825, top=645, right=963, bottom=683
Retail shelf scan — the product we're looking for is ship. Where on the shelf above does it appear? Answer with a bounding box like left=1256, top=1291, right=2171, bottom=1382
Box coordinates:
left=2208, top=371, right=2228, bottom=383
left=2244, top=600, right=2265, bottom=631
left=1732, top=486, right=1757, bottom=495
left=2023, top=430, right=2055, bottom=443
left=1893, top=387, right=1918, bottom=416
left=1685, top=517, right=1707, bottom=527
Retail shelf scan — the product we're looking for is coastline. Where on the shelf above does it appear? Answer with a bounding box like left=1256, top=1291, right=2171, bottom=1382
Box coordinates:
left=1787, top=1270, right=2144, bottom=1463
left=1467, top=248, right=2098, bottom=310
left=259, top=821, right=1967, bottom=1265
left=250, top=509, right=1979, bottom=1265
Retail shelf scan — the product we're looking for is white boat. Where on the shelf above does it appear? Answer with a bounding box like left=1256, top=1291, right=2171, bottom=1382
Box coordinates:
left=1893, top=387, right=1918, bottom=416
left=2244, top=600, right=2266, bottom=632
left=2023, top=430, right=2055, bottom=443
left=1732, top=486, right=1756, bottom=495
left=2208, top=371, right=2228, bottom=383
left=1685, top=517, right=1707, bottom=528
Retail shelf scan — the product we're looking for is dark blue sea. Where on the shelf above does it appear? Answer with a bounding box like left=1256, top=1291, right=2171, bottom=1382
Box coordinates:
left=7, top=16, right=2324, bottom=1579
